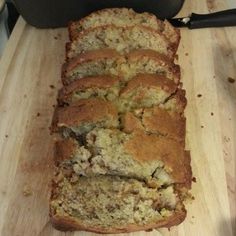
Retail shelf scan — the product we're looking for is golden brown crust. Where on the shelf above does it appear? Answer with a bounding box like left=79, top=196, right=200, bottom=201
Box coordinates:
left=167, top=89, right=187, bottom=114
left=61, top=49, right=123, bottom=85
left=120, top=74, right=177, bottom=95
left=65, top=42, right=72, bottom=60
left=127, top=49, right=170, bottom=62
left=51, top=98, right=118, bottom=132
left=163, top=20, right=181, bottom=53
left=50, top=208, right=186, bottom=233
left=122, top=107, right=185, bottom=143
left=122, top=112, right=143, bottom=134
left=68, top=21, right=78, bottom=41
left=124, top=130, right=191, bottom=187
left=58, top=75, right=120, bottom=105
left=143, top=107, right=186, bottom=143
left=54, top=139, right=79, bottom=165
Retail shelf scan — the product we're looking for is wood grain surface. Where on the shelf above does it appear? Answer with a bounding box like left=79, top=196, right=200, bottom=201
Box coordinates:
left=0, top=0, right=235, bottom=235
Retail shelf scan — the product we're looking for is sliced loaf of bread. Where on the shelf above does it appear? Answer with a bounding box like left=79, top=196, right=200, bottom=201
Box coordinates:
left=68, top=8, right=180, bottom=47
left=50, top=7, right=191, bottom=233
left=66, top=25, right=176, bottom=60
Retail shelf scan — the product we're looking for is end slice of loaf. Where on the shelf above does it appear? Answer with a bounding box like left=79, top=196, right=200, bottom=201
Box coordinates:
left=62, top=49, right=180, bottom=85
left=66, top=25, right=176, bottom=60
left=50, top=173, right=187, bottom=233
left=68, top=8, right=180, bottom=48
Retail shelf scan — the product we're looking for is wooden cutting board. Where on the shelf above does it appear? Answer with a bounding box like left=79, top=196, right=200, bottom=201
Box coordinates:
left=0, top=1, right=235, bottom=235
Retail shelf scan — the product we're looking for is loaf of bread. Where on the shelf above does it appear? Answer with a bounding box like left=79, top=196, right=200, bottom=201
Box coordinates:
left=66, top=25, right=177, bottom=60
left=50, top=8, right=192, bottom=233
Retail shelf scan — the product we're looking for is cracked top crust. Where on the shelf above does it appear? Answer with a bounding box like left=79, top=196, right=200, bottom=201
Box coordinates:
left=122, top=107, right=186, bottom=143
left=120, top=74, right=177, bottom=95
left=51, top=98, right=119, bottom=134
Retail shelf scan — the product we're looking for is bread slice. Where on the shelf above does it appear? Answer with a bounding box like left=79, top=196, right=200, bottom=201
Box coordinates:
left=68, top=8, right=180, bottom=48
left=50, top=173, right=187, bottom=233
left=118, top=74, right=177, bottom=112
left=66, top=25, right=176, bottom=60
left=58, top=74, right=177, bottom=111
left=54, top=128, right=191, bottom=188
left=51, top=98, right=119, bottom=136
left=62, top=49, right=124, bottom=85
left=62, top=49, right=180, bottom=85
left=58, top=75, right=121, bottom=106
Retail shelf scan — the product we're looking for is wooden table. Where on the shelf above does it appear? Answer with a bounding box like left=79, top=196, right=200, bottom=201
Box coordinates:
left=0, top=1, right=235, bottom=235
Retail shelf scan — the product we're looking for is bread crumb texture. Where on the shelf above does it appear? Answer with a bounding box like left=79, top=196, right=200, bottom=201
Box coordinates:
left=51, top=174, right=185, bottom=229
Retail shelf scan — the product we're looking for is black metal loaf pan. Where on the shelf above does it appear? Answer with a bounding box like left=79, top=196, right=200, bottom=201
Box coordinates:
left=13, top=0, right=184, bottom=28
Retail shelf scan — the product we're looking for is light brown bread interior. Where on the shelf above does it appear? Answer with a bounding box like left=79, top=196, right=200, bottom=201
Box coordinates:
left=67, top=25, right=175, bottom=60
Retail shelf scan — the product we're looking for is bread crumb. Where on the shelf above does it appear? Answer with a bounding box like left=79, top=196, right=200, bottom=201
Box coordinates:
left=197, top=94, right=202, bottom=98
left=23, top=185, right=32, bottom=196
left=54, top=33, right=61, bottom=40
left=50, top=85, right=55, bottom=89
left=227, top=77, right=235, bottom=83
left=223, top=136, right=230, bottom=142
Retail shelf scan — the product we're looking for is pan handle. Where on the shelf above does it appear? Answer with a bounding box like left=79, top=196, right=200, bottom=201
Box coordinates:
left=189, top=9, right=236, bottom=29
